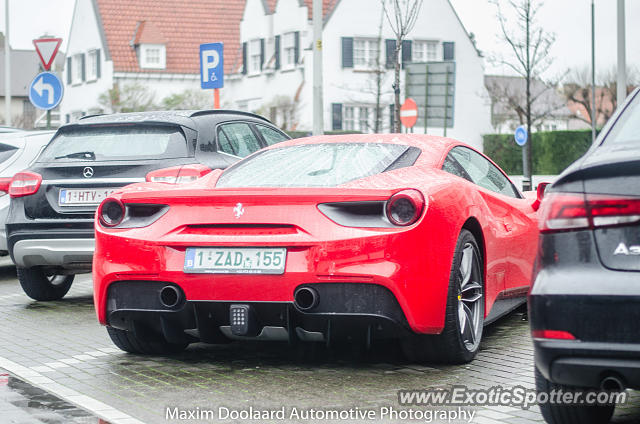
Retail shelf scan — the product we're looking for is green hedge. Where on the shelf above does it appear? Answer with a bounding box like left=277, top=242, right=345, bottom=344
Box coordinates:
left=483, top=130, right=593, bottom=175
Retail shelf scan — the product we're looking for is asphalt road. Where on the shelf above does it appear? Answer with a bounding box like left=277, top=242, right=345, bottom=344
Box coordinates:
left=0, top=256, right=639, bottom=424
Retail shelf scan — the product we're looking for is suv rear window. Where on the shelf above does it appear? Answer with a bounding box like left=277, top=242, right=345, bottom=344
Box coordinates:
left=216, top=143, right=411, bottom=188
left=38, top=126, right=189, bottom=162
left=0, top=143, right=18, bottom=163
left=606, top=93, right=640, bottom=145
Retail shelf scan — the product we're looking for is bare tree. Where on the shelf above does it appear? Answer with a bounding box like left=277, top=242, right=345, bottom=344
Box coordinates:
left=485, top=75, right=566, bottom=133
left=373, top=6, right=385, bottom=132
left=162, top=89, right=211, bottom=110
left=561, top=66, right=639, bottom=127
left=255, top=95, right=300, bottom=131
left=492, top=0, right=556, bottom=189
left=98, top=83, right=156, bottom=113
left=383, top=0, right=423, bottom=132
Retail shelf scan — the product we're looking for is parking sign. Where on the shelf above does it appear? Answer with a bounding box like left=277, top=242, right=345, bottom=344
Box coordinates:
left=200, top=43, right=224, bottom=89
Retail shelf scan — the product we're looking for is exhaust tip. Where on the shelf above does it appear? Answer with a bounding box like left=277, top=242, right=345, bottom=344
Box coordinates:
left=159, top=285, right=181, bottom=308
left=601, top=376, right=625, bottom=392
left=294, top=287, right=319, bottom=311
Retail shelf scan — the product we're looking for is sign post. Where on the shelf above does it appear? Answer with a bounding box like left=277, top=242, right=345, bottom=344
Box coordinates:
left=32, top=37, right=63, bottom=129
left=514, top=125, right=530, bottom=191
left=405, top=61, right=455, bottom=134
left=200, top=43, right=224, bottom=109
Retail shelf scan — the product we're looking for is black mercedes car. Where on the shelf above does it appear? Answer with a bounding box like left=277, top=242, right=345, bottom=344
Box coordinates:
left=6, top=110, right=289, bottom=301
left=530, top=87, right=640, bottom=423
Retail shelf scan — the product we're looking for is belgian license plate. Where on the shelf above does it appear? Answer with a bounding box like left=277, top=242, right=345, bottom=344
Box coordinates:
left=184, top=247, right=287, bottom=274
left=58, top=188, right=117, bottom=206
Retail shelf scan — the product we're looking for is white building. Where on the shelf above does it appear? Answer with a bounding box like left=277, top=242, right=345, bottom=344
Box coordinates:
left=61, top=0, right=244, bottom=123
left=227, top=0, right=492, bottom=149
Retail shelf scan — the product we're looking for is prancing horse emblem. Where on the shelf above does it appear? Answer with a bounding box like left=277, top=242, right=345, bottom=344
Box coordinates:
left=82, top=167, right=94, bottom=178
left=233, top=203, right=244, bottom=218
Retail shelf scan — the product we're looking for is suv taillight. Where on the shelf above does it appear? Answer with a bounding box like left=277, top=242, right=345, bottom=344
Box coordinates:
left=540, top=192, right=640, bottom=233
left=9, top=171, right=42, bottom=198
left=145, top=164, right=211, bottom=184
left=0, top=178, right=12, bottom=194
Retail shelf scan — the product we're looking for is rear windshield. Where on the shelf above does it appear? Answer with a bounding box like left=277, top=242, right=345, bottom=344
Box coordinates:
left=606, top=93, right=640, bottom=144
left=38, top=126, right=188, bottom=162
left=216, top=143, right=410, bottom=188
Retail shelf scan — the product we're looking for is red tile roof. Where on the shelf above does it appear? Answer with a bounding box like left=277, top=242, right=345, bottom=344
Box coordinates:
left=302, top=0, right=340, bottom=19
left=96, top=0, right=245, bottom=74
left=264, top=0, right=339, bottom=18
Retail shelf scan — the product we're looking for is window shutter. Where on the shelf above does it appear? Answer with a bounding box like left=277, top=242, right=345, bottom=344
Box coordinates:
left=66, top=57, right=72, bottom=84
left=275, top=35, right=281, bottom=70
left=81, top=53, right=86, bottom=82
left=332, top=103, right=343, bottom=130
left=294, top=31, right=300, bottom=64
left=260, top=39, right=265, bottom=70
left=443, top=41, right=455, bottom=61
left=242, top=42, right=248, bottom=74
left=385, top=39, right=395, bottom=69
left=402, top=40, right=412, bottom=67
left=96, top=49, right=101, bottom=79
left=389, top=104, right=395, bottom=132
left=341, top=37, right=353, bottom=68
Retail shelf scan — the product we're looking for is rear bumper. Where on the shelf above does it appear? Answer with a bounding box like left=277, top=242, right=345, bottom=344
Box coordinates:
left=105, top=281, right=411, bottom=345
left=530, top=258, right=640, bottom=390
left=11, top=238, right=94, bottom=268
left=534, top=339, right=640, bottom=389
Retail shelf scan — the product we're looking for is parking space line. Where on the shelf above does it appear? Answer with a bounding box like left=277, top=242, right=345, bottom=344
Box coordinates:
left=0, top=355, right=144, bottom=424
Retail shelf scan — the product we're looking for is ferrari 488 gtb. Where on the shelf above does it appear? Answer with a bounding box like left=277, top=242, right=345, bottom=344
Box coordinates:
left=93, top=134, right=541, bottom=363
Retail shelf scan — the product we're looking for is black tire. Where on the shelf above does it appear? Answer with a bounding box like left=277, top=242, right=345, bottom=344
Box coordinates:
left=106, top=327, right=189, bottom=355
left=17, top=267, right=74, bottom=301
left=535, top=366, right=615, bottom=424
left=402, top=229, right=484, bottom=364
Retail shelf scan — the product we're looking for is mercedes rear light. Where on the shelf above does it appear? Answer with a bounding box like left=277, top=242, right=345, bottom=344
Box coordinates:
left=146, top=164, right=211, bottom=184
left=8, top=171, right=42, bottom=198
left=0, top=177, right=12, bottom=194
left=540, top=192, right=640, bottom=233
left=531, top=329, right=576, bottom=340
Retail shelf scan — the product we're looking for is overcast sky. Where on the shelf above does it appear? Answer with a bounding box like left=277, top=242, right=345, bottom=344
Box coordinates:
left=0, top=0, right=637, bottom=80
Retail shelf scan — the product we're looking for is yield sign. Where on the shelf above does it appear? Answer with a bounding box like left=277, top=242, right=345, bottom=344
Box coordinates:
left=33, top=38, right=62, bottom=71
left=400, top=98, right=418, bottom=128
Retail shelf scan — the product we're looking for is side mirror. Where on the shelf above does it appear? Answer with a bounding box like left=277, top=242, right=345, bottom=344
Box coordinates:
left=532, top=182, right=550, bottom=211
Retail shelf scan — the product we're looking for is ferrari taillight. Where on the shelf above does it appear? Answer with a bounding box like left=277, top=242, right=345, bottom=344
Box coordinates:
left=540, top=192, right=640, bottom=233
left=9, top=171, right=42, bottom=198
left=146, top=164, right=211, bottom=184
left=386, top=189, right=425, bottom=226
left=98, top=199, right=125, bottom=227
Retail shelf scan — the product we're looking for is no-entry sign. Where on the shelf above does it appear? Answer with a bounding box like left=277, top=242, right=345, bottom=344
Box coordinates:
left=400, top=98, right=418, bottom=128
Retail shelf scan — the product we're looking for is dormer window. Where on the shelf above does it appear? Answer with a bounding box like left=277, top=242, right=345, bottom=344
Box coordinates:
left=140, top=44, right=166, bottom=69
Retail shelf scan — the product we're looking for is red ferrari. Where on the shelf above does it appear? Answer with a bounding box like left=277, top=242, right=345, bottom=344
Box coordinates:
left=93, top=134, right=541, bottom=363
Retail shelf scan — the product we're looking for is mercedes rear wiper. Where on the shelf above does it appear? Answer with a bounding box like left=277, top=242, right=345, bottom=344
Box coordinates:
left=54, top=151, right=96, bottom=160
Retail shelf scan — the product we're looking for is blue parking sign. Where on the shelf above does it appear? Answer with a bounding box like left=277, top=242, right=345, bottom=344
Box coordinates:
left=29, top=72, right=63, bottom=110
left=200, top=43, right=224, bottom=89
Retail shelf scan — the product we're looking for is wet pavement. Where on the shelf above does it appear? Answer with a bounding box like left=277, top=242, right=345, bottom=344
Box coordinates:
left=0, top=256, right=640, bottom=423
left=0, top=369, right=104, bottom=423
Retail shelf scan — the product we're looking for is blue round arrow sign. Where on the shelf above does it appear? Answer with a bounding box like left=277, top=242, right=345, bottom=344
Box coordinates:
left=514, top=125, right=528, bottom=146
left=29, top=72, right=64, bottom=111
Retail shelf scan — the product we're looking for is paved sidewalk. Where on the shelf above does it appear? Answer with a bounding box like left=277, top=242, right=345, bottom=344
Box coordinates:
left=0, top=369, right=102, bottom=423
